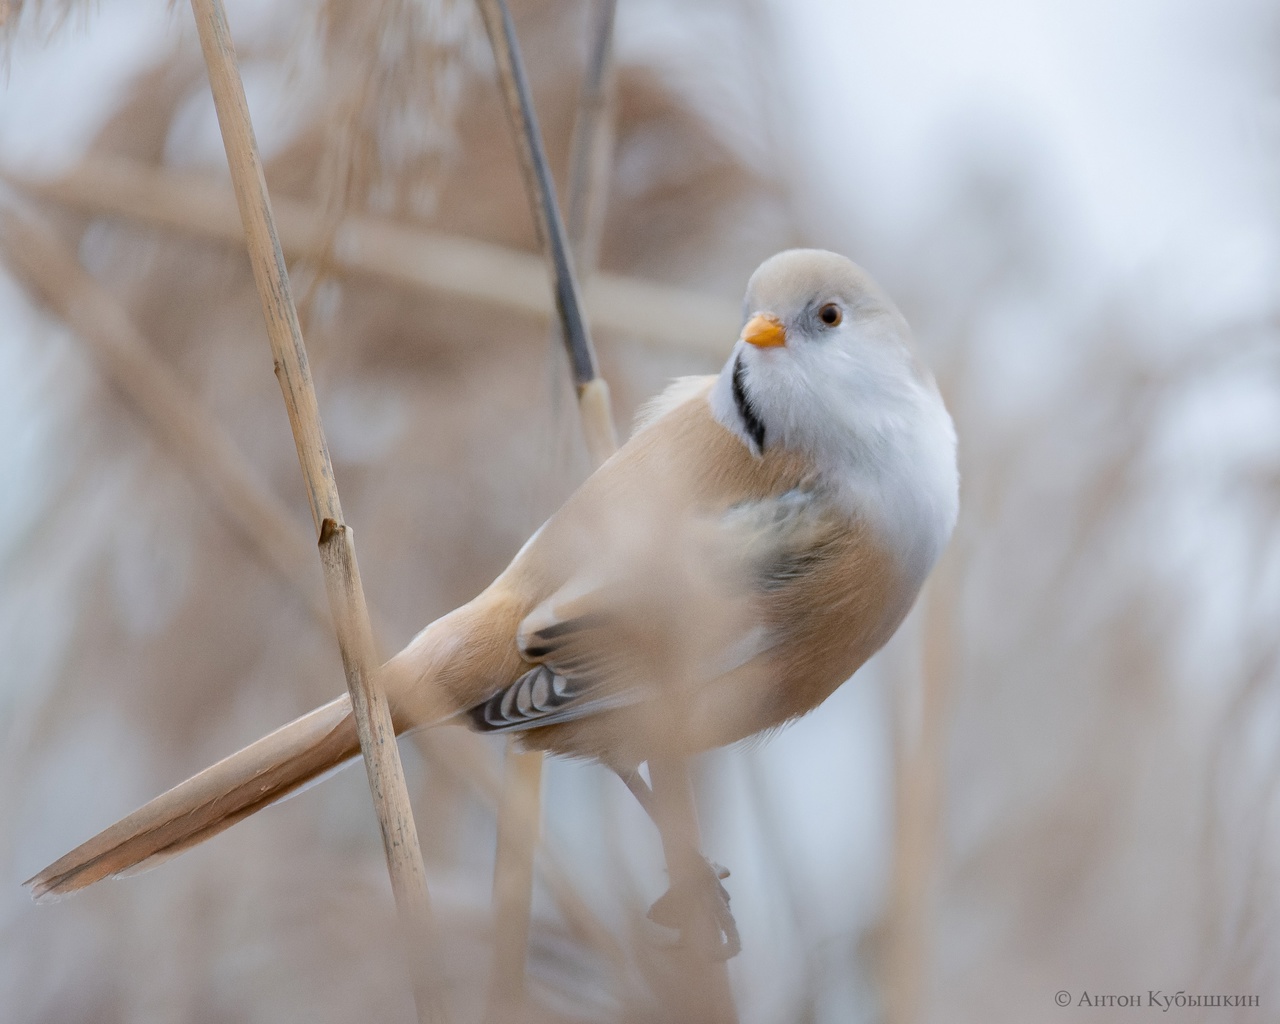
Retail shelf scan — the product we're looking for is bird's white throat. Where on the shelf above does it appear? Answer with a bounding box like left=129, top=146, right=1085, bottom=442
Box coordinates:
left=709, top=334, right=958, bottom=587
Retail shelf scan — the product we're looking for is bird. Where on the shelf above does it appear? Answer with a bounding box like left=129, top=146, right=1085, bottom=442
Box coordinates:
left=27, top=248, right=959, bottom=958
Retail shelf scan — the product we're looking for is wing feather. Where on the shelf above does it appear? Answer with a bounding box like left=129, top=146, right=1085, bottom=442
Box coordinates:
left=465, top=487, right=849, bottom=737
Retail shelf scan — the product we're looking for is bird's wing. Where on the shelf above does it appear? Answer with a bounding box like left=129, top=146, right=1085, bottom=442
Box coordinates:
left=465, top=564, right=640, bottom=734
left=464, top=624, right=638, bottom=733
left=722, top=486, right=847, bottom=593
left=466, top=487, right=845, bottom=735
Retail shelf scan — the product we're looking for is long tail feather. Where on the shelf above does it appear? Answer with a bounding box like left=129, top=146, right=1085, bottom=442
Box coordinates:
left=26, top=694, right=359, bottom=901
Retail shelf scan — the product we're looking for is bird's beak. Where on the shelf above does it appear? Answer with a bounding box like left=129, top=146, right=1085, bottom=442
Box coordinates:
left=741, top=312, right=786, bottom=348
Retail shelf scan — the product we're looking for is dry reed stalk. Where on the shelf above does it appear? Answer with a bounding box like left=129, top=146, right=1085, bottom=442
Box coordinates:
left=187, top=0, right=442, bottom=1019
left=7, top=155, right=740, bottom=356
left=472, top=0, right=617, bottom=461
left=422, top=727, right=630, bottom=970
left=0, top=206, right=331, bottom=629
left=473, top=0, right=620, bottom=1014
left=483, top=744, right=544, bottom=1021
left=885, top=544, right=960, bottom=1024
left=0, top=204, right=622, bottom=974
left=562, top=0, right=618, bottom=292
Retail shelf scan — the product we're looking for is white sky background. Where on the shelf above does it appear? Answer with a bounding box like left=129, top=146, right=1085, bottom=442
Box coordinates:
left=3, top=0, right=1279, bottom=1020
left=771, top=0, right=1280, bottom=328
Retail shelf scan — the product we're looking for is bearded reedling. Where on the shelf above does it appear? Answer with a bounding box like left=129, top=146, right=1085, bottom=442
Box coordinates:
left=29, top=249, right=959, bottom=958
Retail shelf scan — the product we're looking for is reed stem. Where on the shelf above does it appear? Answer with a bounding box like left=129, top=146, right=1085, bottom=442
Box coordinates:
left=475, top=1, right=620, bottom=1014
left=475, top=0, right=618, bottom=463
left=187, top=0, right=443, bottom=1018
left=8, top=155, right=740, bottom=355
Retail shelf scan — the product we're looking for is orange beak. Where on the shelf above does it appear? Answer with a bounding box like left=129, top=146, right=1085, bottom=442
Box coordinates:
left=741, top=312, right=786, bottom=348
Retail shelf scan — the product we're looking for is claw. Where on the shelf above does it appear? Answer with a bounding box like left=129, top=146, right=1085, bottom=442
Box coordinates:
left=646, top=857, right=741, bottom=960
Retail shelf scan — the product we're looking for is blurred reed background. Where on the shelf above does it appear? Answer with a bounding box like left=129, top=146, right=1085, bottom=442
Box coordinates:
left=1, top=0, right=1278, bottom=1021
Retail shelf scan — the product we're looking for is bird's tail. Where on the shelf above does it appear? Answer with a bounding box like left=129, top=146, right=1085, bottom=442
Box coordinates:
left=26, top=694, right=360, bottom=901
left=26, top=599, right=501, bottom=901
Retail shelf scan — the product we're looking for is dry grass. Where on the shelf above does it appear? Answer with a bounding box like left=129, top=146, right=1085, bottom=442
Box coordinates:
left=3, top=1, right=1278, bottom=1023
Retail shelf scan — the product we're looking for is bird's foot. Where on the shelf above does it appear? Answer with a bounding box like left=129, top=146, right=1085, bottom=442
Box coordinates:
left=647, top=858, right=741, bottom=960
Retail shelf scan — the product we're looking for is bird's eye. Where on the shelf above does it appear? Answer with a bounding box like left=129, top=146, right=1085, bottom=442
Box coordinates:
left=818, top=303, right=842, bottom=327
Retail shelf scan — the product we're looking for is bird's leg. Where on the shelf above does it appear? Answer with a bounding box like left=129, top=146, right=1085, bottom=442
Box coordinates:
left=618, top=761, right=741, bottom=960
left=619, top=769, right=732, bottom=883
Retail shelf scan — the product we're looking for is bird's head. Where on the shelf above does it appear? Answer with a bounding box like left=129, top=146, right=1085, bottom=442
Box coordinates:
left=711, top=248, right=935, bottom=463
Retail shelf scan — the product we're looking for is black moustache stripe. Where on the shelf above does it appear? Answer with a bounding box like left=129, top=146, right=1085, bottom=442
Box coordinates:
left=732, top=354, right=766, bottom=451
